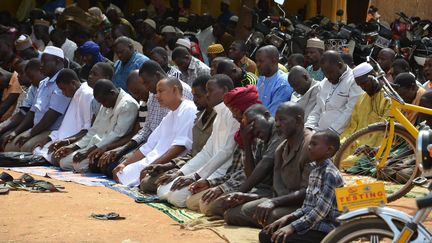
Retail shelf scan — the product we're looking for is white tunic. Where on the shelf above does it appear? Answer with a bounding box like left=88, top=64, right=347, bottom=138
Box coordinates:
left=117, top=100, right=198, bottom=187
left=305, top=67, right=364, bottom=134
left=33, top=82, right=94, bottom=161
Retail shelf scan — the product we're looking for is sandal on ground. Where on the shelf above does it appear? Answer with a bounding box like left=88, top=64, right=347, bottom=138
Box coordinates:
left=0, top=186, right=9, bottom=195
left=0, top=172, right=14, bottom=183
left=135, top=196, right=166, bottom=203
left=90, top=212, right=125, bottom=220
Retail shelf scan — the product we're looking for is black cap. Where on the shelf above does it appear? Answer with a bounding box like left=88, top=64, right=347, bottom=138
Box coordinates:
left=393, top=72, right=416, bottom=88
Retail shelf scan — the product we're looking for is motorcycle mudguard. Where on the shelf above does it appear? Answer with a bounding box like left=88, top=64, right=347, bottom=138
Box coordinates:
left=337, top=207, right=412, bottom=223
left=337, top=207, right=432, bottom=242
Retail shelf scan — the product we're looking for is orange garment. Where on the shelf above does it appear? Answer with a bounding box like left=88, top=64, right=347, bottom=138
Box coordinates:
left=1, top=71, right=23, bottom=121
left=237, top=56, right=257, bottom=74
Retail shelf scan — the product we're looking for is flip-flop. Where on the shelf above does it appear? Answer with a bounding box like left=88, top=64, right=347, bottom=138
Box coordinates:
left=135, top=196, right=166, bottom=203
left=0, top=187, right=9, bottom=195
left=30, top=181, right=64, bottom=193
left=0, top=172, right=13, bottom=183
left=90, top=212, right=125, bottom=220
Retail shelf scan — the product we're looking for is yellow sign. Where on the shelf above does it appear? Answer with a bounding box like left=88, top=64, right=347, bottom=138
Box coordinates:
left=335, top=182, right=387, bottom=212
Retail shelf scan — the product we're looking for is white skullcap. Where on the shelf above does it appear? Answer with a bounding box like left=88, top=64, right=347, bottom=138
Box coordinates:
left=229, top=15, right=239, bottom=22
left=353, top=62, right=374, bottom=78
left=176, top=38, right=191, bottom=50
left=222, top=0, right=231, bottom=5
left=306, top=37, right=325, bottom=50
left=43, top=46, right=64, bottom=59
left=144, top=18, right=156, bottom=30
left=161, top=25, right=176, bottom=34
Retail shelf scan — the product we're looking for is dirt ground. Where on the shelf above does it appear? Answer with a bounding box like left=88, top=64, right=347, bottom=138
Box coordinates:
left=0, top=171, right=224, bottom=243
left=0, top=171, right=431, bottom=243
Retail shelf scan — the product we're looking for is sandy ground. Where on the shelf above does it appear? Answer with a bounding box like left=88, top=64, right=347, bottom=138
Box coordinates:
left=0, top=171, right=224, bottom=243
left=0, top=170, right=431, bottom=243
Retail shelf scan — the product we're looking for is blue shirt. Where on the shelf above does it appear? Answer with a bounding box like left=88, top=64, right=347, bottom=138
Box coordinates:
left=30, top=71, right=71, bottom=130
left=257, top=69, right=293, bottom=115
left=306, top=65, right=325, bottom=81
left=112, top=52, right=149, bottom=92
left=20, top=85, right=38, bottom=111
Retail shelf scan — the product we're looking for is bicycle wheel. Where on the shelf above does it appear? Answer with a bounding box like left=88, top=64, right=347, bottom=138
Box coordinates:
left=321, top=217, right=399, bottom=243
left=335, top=122, right=420, bottom=202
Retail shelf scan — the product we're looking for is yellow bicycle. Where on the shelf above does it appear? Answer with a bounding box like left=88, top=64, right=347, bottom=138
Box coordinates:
left=334, top=57, right=432, bottom=202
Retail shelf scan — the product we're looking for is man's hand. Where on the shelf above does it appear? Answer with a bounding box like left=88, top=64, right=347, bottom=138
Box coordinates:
left=98, top=148, right=125, bottom=168
left=271, top=224, right=295, bottom=243
left=73, top=151, right=88, bottom=163
left=53, top=146, right=75, bottom=160
left=112, top=163, right=126, bottom=182
left=155, top=171, right=183, bottom=186
left=2, top=131, right=16, bottom=148
left=48, top=140, right=69, bottom=153
left=88, top=147, right=106, bottom=164
left=263, top=214, right=294, bottom=235
left=240, top=120, right=254, bottom=143
left=201, top=186, right=223, bottom=204
left=170, top=176, right=195, bottom=191
left=222, top=192, right=259, bottom=209
left=15, top=134, right=30, bottom=147
left=189, top=179, right=210, bottom=194
left=254, top=199, right=276, bottom=226
left=140, top=163, right=174, bottom=181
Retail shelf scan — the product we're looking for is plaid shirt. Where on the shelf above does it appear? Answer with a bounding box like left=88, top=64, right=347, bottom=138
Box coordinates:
left=290, top=159, right=344, bottom=234
left=132, top=80, right=193, bottom=145
left=207, top=146, right=244, bottom=188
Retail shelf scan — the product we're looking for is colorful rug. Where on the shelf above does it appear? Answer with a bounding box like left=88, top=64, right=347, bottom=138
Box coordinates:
left=105, top=183, right=203, bottom=224
left=3, top=166, right=113, bottom=186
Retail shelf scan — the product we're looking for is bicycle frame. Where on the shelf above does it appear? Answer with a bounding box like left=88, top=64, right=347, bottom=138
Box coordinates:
left=375, top=97, right=432, bottom=170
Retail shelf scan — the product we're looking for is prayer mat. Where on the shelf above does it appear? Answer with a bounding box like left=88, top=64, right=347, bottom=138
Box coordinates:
left=105, top=183, right=203, bottom=224
left=182, top=217, right=261, bottom=243
left=2, top=166, right=113, bottom=186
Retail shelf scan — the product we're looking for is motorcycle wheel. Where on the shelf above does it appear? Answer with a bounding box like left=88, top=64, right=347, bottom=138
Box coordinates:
left=321, top=217, right=402, bottom=243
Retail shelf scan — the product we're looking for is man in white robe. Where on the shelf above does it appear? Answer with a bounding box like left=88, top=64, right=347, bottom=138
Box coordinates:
left=114, top=77, right=197, bottom=187
left=33, top=69, right=94, bottom=163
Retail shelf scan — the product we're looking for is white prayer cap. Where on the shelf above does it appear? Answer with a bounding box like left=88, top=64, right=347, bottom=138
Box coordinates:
left=306, top=37, right=325, bottom=50
left=161, top=25, right=176, bottom=34
left=43, top=46, right=64, bottom=59
left=176, top=38, right=191, bottom=50
left=144, top=18, right=156, bottom=30
left=222, top=0, right=231, bottom=5
left=229, top=15, right=239, bottom=22
left=353, top=62, right=374, bottom=78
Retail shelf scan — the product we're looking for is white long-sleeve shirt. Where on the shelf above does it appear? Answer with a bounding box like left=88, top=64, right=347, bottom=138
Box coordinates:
left=118, top=99, right=198, bottom=187
left=179, top=102, right=240, bottom=180
left=75, top=89, right=139, bottom=149
left=305, top=67, right=364, bottom=134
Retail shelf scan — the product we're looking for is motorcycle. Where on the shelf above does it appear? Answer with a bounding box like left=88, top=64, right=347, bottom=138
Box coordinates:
left=245, top=1, right=304, bottom=65
left=322, top=126, right=432, bottom=243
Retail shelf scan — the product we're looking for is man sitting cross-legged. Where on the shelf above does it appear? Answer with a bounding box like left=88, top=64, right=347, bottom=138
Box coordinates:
left=185, top=85, right=263, bottom=212
left=114, top=77, right=198, bottom=187
left=156, top=74, right=239, bottom=207
left=340, top=62, right=391, bottom=142
left=4, top=47, right=71, bottom=152
left=33, top=69, right=95, bottom=164
left=223, top=102, right=315, bottom=228
left=190, top=104, right=283, bottom=216
left=259, top=130, right=344, bottom=243
left=139, top=75, right=217, bottom=193
left=55, top=79, right=139, bottom=172
left=288, top=66, right=320, bottom=121
left=97, top=60, right=193, bottom=178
